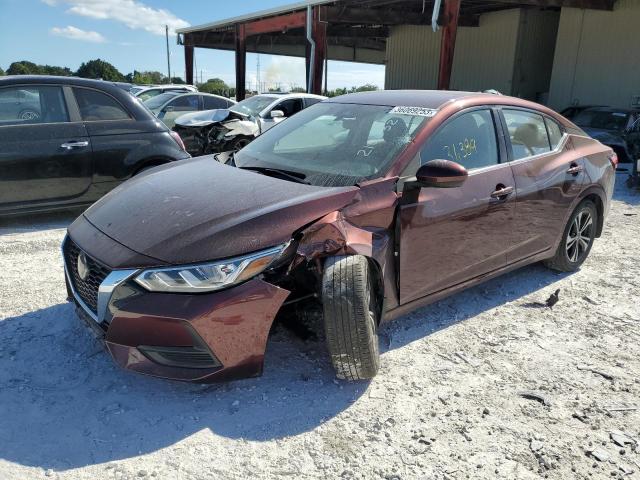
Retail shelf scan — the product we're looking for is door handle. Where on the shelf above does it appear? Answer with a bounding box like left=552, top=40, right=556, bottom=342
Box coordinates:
left=567, top=163, right=583, bottom=175
left=490, top=185, right=514, bottom=199
left=61, top=141, right=89, bottom=149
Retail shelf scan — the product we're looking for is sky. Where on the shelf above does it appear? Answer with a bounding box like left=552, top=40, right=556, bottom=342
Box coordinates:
left=0, top=0, right=386, bottom=90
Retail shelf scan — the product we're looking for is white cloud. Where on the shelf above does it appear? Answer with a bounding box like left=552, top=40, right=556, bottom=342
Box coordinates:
left=43, top=0, right=190, bottom=35
left=50, top=25, right=106, bottom=43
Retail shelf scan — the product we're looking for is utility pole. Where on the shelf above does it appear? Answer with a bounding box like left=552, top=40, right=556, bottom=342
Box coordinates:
left=165, top=25, right=171, bottom=81
left=256, top=54, right=261, bottom=94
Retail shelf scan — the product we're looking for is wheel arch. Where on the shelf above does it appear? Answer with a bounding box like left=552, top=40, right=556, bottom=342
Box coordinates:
left=578, top=187, right=606, bottom=237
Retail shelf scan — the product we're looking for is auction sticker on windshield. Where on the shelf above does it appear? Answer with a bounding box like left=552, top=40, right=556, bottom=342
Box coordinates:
left=390, top=106, right=438, bottom=117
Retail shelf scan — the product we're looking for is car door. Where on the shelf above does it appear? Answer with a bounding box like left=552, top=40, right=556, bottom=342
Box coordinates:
left=72, top=86, right=158, bottom=194
left=500, top=108, right=586, bottom=262
left=159, top=94, right=201, bottom=128
left=259, top=98, right=304, bottom=133
left=398, top=108, right=516, bottom=304
left=0, top=84, right=92, bottom=208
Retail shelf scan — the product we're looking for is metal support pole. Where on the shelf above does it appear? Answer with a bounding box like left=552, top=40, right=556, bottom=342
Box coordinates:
left=235, top=23, right=247, bottom=100
left=184, top=45, right=194, bottom=85
left=437, top=0, right=461, bottom=90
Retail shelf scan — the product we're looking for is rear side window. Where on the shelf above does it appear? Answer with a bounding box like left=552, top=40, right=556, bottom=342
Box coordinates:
left=545, top=118, right=564, bottom=149
left=0, top=86, right=69, bottom=126
left=305, top=97, right=322, bottom=108
left=203, top=96, right=229, bottom=110
left=167, top=95, right=199, bottom=111
left=420, top=109, right=499, bottom=170
left=74, top=88, right=130, bottom=121
left=503, top=109, right=551, bottom=160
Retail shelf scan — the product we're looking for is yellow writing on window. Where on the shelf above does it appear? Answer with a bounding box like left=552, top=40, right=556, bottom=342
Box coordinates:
left=442, top=138, right=477, bottom=162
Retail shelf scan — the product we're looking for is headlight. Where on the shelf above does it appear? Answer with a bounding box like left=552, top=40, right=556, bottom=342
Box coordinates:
left=134, top=244, right=286, bottom=293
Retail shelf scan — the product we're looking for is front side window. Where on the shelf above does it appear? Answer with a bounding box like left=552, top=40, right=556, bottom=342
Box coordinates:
left=73, top=88, right=130, bottom=121
left=235, top=102, right=429, bottom=186
left=420, top=109, right=498, bottom=170
left=274, top=99, right=303, bottom=117
left=503, top=109, right=551, bottom=160
left=0, top=86, right=68, bottom=126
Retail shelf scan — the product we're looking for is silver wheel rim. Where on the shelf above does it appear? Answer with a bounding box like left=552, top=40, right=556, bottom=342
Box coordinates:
left=566, top=209, right=593, bottom=263
left=20, top=110, right=39, bottom=120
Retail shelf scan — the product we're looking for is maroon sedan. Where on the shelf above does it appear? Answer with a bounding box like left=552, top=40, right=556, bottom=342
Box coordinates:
left=63, top=90, right=616, bottom=383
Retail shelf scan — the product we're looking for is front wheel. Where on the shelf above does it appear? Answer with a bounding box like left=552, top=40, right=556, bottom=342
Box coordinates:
left=544, top=200, right=598, bottom=272
left=322, top=255, right=380, bottom=381
left=229, top=136, right=251, bottom=153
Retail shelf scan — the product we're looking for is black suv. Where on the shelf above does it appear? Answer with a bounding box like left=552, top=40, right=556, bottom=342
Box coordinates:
left=0, top=76, right=190, bottom=215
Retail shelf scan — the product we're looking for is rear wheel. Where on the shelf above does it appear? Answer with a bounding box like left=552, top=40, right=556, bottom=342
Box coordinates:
left=322, top=255, right=380, bottom=381
left=544, top=200, right=597, bottom=272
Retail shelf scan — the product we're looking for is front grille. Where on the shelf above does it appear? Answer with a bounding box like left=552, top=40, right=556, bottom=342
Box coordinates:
left=63, top=238, right=111, bottom=315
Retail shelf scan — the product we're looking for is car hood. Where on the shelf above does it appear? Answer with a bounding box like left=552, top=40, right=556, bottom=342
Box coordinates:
left=581, top=127, right=626, bottom=146
left=174, top=108, right=248, bottom=127
left=82, top=156, right=359, bottom=265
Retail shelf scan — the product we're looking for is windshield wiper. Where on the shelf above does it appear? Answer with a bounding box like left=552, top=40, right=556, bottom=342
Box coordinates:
left=239, top=166, right=310, bottom=185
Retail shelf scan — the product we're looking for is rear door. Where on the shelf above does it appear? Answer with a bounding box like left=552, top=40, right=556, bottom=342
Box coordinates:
left=500, top=108, right=586, bottom=262
left=398, top=108, right=516, bottom=303
left=0, top=84, right=91, bottom=208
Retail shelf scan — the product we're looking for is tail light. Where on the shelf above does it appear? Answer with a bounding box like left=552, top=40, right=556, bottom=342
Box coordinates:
left=170, top=131, right=186, bottom=152
left=608, top=152, right=618, bottom=169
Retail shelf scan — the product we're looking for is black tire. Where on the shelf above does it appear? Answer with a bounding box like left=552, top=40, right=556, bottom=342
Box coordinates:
left=544, top=200, right=598, bottom=272
left=322, top=255, right=380, bottom=381
left=230, top=137, right=251, bottom=152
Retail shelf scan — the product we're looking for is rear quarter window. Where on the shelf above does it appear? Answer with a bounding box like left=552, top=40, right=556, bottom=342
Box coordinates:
left=73, top=88, right=131, bottom=121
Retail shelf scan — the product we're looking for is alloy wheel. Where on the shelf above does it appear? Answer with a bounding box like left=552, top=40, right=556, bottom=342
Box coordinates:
left=566, top=209, right=593, bottom=263
left=20, top=110, right=39, bottom=120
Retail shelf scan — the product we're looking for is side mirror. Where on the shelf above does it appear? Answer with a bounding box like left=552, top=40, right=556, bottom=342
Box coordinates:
left=270, top=110, right=285, bottom=119
left=416, top=159, right=468, bottom=188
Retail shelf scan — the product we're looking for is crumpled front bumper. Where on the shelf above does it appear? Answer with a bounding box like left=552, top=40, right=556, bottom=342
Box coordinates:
left=67, top=271, right=290, bottom=383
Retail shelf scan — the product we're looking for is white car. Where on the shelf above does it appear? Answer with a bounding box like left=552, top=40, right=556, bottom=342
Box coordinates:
left=172, top=93, right=326, bottom=155
left=143, top=91, right=236, bottom=129
left=132, top=84, right=198, bottom=101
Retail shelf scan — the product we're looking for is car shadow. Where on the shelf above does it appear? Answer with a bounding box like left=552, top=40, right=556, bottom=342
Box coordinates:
left=613, top=172, right=640, bottom=206
left=0, top=302, right=366, bottom=470
left=0, top=260, right=569, bottom=471
left=378, top=262, right=569, bottom=353
left=0, top=209, right=82, bottom=234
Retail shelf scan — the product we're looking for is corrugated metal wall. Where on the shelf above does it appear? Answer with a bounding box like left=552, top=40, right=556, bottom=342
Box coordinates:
left=450, top=9, right=521, bottom=94
left=511, top=9, right=560, bottom=102
left=548, top=0, right=640, bottom=110
left=384, top=25, right=442, bottom=90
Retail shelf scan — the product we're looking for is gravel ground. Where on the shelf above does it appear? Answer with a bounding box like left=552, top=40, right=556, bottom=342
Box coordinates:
left=1, top=175, right=639, bottom=480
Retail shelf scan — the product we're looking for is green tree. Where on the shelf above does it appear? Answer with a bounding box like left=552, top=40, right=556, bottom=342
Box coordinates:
left=0, top=66, right=5, bottom=76
left=76, top=59, right=124, bottom=81
left=7, top=61, right=41, bottom=75
left=198, top=78, right=230, bottom=95
left=290, top=86, right=306, bottom=93
left=129, top=70, right=165, bottom=85
left=170, top=77, right=185, bottom=84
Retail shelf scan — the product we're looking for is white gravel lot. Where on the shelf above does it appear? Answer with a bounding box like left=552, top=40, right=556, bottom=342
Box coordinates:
left=1, top=174, right=639, bottom=480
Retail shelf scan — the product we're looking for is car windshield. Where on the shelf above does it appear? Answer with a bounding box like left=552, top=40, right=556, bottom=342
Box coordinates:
left=229, top=95, right=277, bottom=117
left=143, top=92, right=180, bottom=111
left=234, top=102, right=429, bottom=187
left=573, top=110, right=629, bottom=131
